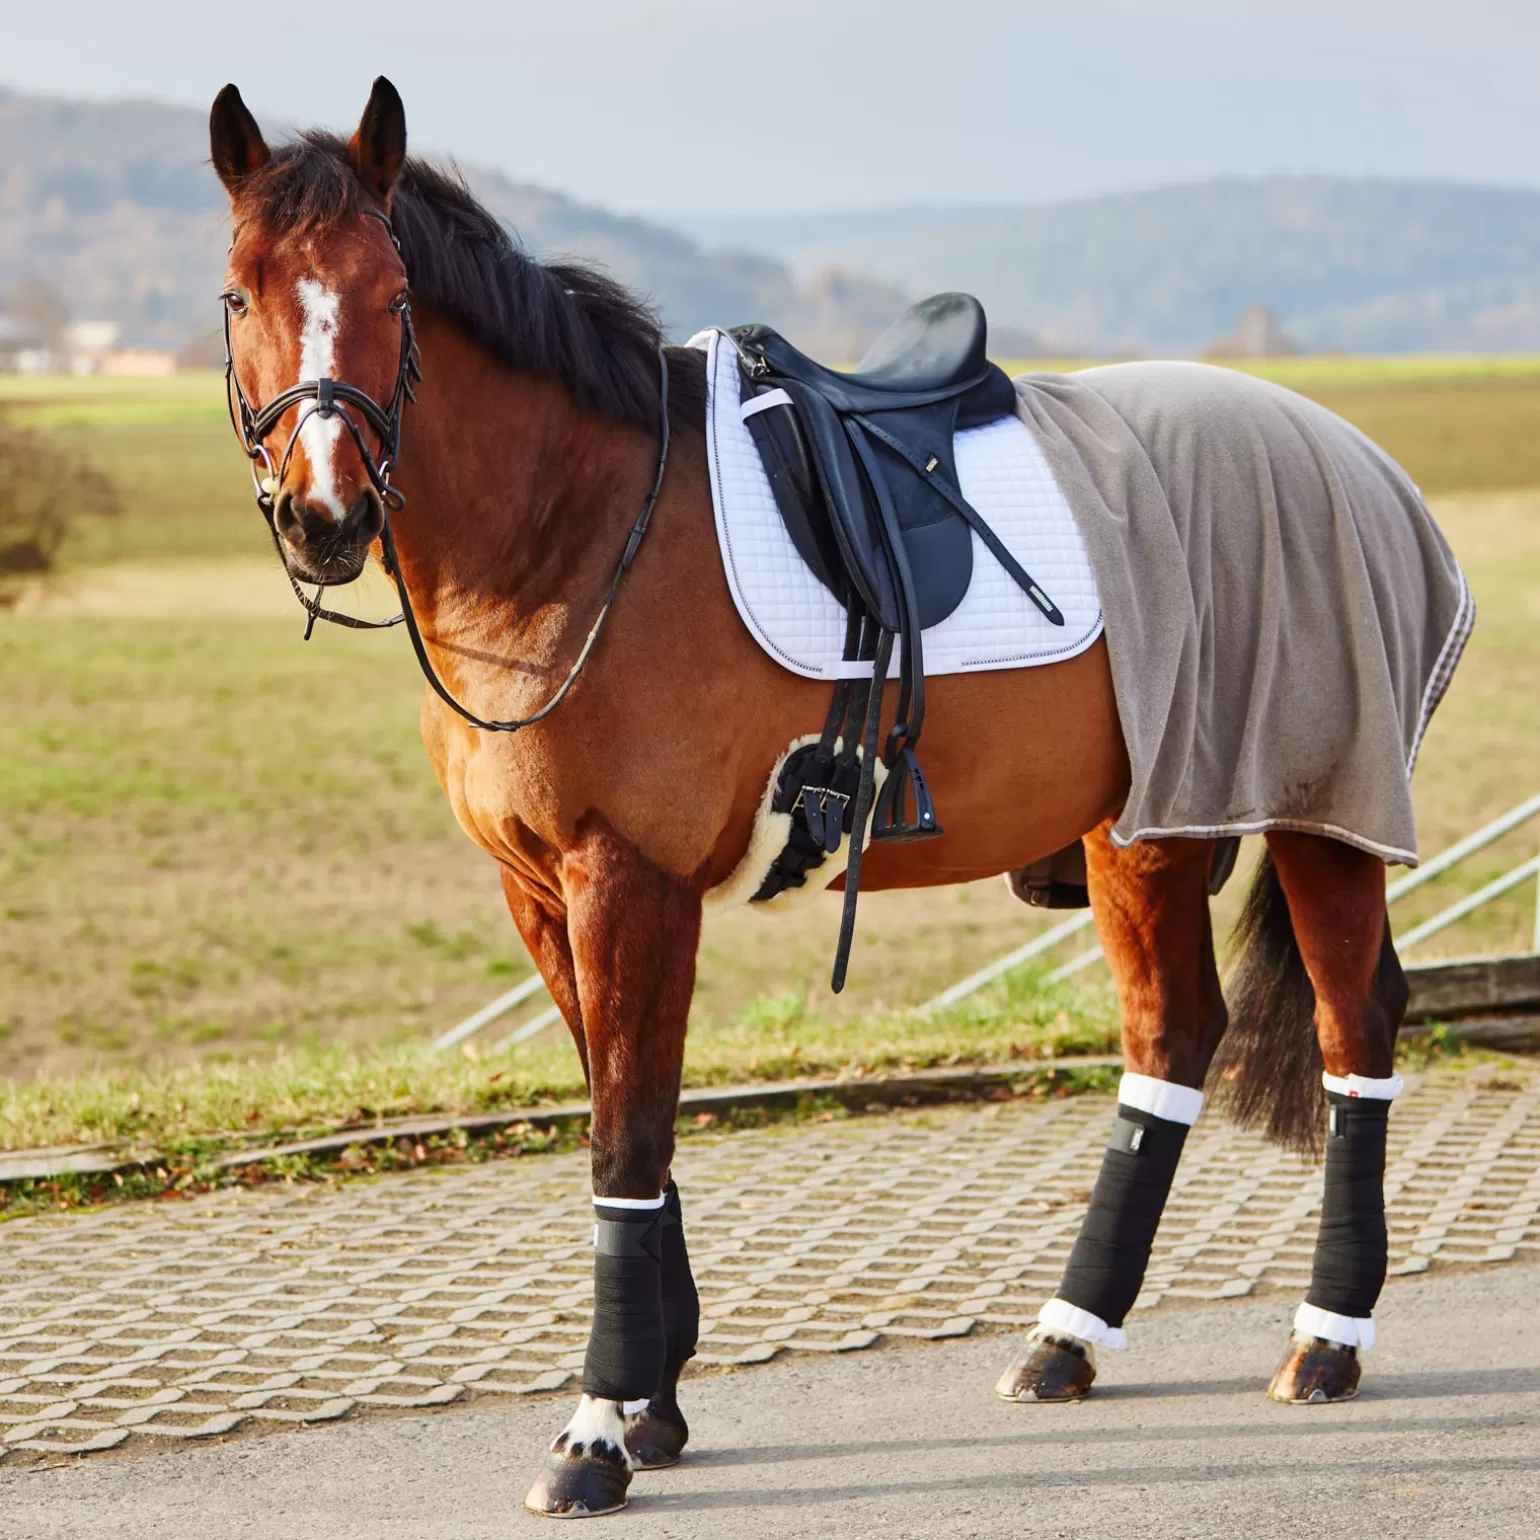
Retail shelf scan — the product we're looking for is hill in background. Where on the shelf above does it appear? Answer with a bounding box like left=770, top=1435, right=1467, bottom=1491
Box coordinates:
left=0, top=88, right=906, bottom=357
left=4, top=86, right=1540, bottom=359
left=681, top=179, right=1540, bottom=355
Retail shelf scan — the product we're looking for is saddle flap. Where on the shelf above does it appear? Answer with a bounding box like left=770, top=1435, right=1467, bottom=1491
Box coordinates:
left=781, top=379, right=902, bottom=632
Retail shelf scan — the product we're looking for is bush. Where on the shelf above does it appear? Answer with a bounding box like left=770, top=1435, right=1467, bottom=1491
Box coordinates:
left=0, top=421, right=120, bottom=600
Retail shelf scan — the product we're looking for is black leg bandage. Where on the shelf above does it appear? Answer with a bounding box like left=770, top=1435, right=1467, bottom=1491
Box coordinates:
left=1305, top=1092, right=1390, bottom=1322
left=583, top=1204, right=666, bottom=1404
left=1057, top=1108, right=1190, bottom=1329
left=659, top=1180, right=699, bottom=1367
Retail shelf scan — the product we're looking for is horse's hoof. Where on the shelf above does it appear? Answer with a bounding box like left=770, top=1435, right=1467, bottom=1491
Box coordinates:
left=523, top=1451, right=631, bottom=1519
left=625, top=1404, right=689, bottom=1470
left=1267, top=1332, right=1361, bottom=1405
left=995, top=1328, right=1097, bottom=1403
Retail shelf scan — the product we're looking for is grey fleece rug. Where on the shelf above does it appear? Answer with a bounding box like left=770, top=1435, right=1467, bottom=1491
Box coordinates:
left=1013, top=361, right=1474, bottom=865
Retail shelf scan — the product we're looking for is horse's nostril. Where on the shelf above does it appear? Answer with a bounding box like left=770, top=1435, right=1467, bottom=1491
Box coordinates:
left=346, top=491, right=384, bottom=544
left=274, top=491, right=306, bottom=546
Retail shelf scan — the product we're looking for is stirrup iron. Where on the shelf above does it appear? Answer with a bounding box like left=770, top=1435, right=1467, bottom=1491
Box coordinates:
left=871, top=745, right=941, bottom=843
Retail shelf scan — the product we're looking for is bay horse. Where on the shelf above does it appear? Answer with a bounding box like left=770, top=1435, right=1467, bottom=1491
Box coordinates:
left=211, top=78, right=1438, bottom=1517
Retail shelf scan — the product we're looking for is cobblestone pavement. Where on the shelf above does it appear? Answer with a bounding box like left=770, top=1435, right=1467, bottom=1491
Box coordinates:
left=2, top=1066, right=1537, bottom=1463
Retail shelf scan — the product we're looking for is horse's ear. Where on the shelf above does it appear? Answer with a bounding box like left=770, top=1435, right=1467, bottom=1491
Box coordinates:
left=349, top=77, right=407, bottom=206
left=209, top=84, right=271, bottom=195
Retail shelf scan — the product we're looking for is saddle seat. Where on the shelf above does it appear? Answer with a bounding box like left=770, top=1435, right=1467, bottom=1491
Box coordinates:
left=733, top=294, right=1050, bottom=636
left=750, top=290, right=1000, bottom=409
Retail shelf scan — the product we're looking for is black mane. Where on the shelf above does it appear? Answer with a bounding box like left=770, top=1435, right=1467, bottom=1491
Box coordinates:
left=239, top=133, right=702, bottom=433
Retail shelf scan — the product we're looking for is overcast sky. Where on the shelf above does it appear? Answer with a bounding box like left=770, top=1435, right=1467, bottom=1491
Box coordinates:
left=5, top=1, right=1537, bottom=216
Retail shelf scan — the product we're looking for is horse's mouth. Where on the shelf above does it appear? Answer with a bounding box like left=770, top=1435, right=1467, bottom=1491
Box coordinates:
left=279, top=542, right=371, bottom=588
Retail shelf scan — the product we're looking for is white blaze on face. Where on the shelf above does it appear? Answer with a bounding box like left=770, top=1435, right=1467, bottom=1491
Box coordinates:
left=295, top=276, right=346, bottom=520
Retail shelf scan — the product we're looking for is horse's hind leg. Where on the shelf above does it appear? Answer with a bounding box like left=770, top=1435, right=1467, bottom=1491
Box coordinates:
left=997, top=826, right=1227, bottom=1402
left=1262, top=830, right=1408, bottom=1405
left=511, top=828, right=703, bottom=1518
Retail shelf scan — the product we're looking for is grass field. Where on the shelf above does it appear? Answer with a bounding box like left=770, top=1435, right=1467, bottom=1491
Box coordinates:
left=2, top=360, right=1538, bottom=1153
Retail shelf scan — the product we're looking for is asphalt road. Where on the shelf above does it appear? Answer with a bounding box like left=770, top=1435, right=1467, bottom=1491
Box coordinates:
left=5, top=1260, right=1537, bottom=1540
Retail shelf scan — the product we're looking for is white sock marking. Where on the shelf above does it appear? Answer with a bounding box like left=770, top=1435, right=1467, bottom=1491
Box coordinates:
left=295, top=277, right=346, bottom=520
left=553, top=1393, right=631, bottom=1467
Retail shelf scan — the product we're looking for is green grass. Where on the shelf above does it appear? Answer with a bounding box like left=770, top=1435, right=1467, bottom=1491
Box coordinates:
left=1, top=367, right=1538, bottom=1158
left=0, top=370, right=229, bottom=429
left=3, top=360, right=1539, bottom=576
left=0, top=961, right=1117, bottom=1154
left=996, top=356, right=1540, bottom=496
left=996, top=354, right=1540, bottom=389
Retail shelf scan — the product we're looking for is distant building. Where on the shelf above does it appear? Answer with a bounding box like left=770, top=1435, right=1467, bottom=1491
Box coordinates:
left=99, top=347, right=179, bottom=377
left=0, top=313, right=51, bottom=371
left=1204, top=303, right=1300, bottom=359
left=62, top=319, right=121, bottom=373
left=0, top=317, right=180, bottom=375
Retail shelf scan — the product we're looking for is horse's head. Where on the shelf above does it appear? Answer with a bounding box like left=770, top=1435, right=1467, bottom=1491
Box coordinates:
left=211, top=78, right=413, bottom=586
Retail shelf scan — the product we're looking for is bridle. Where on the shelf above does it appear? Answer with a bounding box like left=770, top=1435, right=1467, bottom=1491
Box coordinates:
left=223, top=205, right=671, bottom=734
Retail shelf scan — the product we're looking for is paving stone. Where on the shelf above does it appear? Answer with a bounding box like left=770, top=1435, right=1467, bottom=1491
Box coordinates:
left=1, top=1068, right=1537, bottom=1465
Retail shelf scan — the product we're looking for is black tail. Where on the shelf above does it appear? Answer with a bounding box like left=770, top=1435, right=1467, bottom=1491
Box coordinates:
left=1207, top=851, right=1325, bottom=1155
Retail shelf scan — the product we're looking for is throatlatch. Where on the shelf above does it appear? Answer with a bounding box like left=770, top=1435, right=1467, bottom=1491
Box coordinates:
left=1041, top=1074, right=1204, bottom=1347
left=1294, top=1072, right=1402, bottom=1349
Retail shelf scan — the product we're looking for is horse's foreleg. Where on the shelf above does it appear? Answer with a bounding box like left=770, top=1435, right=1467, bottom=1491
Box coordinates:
left=997, top=828, right=1226, bottom=1403
left=1263, top=831, right=1407, bottom=1405
left=522, top=823, right=702, bottom=1519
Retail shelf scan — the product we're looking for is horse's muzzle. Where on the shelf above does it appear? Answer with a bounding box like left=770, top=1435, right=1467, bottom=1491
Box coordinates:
left=273, top=487, right=383, bottom=585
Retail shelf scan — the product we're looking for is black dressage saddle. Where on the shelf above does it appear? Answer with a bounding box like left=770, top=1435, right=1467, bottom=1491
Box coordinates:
left=729, top=293, right=1065, bottom=988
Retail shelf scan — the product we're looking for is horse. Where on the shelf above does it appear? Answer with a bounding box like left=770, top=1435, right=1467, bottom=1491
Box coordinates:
left=208, top=78, right=1467, bottom=1518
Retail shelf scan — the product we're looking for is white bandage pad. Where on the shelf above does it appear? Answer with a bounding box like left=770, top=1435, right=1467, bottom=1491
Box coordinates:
left=1321, top=1071, right=1404, bottom=1101
left=1038, top=1297, right=1127, bottom=1351
left=1294, top=1301, right=1375, bottom=1349
left=1118, top=1072, right=1205, bottom=1126
left=693, top=328, right=1103, bottom=681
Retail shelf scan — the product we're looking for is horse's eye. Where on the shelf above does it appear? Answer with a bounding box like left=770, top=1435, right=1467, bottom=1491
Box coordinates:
left=222, top=289, right=249, bottom=316
left=388, top=292, right=409, bottom=315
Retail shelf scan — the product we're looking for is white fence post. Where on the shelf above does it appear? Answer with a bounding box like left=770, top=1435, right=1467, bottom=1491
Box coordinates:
left=921, top=792, right=1540, bottom=1012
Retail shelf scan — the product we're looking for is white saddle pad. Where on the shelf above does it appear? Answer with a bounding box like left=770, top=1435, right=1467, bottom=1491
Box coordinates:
left=697, top=328, right=1103, bottom=680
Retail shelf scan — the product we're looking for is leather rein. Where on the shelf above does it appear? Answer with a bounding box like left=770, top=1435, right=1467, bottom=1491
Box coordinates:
left=223, top=205, right=671, bottom=734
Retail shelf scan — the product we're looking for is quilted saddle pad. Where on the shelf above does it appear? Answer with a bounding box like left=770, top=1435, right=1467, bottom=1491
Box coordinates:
left=697, top=328, right=1104, bottom=680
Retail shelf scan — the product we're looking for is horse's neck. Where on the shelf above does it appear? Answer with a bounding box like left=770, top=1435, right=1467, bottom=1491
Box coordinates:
left=387, top=314, right=650, bottom=641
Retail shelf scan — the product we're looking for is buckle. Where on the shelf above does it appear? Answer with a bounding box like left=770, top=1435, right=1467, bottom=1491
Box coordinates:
left=797, top=783, right=851, bottom=854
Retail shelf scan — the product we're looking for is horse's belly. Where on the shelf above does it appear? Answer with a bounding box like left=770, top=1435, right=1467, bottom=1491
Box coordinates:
left=852, top=636, right=1128, bottom=892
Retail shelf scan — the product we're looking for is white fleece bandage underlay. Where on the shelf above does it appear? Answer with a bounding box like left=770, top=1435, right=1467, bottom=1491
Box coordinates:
left=1294, top=1301, right=1376, bottom=1350
left=1117, top=1072, right=1205, bottom=1126
left=1037, top=1297, right=1127, bottom=1351
left=1321, top=1070, right=1404, bottom=1101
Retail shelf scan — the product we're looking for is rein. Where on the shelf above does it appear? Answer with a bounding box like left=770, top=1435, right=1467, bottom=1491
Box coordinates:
left=223, top=207, right=671, bottom=732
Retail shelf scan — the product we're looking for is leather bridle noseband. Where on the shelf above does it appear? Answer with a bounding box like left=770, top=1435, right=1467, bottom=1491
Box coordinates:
left=223, top=205, right=671, bottom=733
